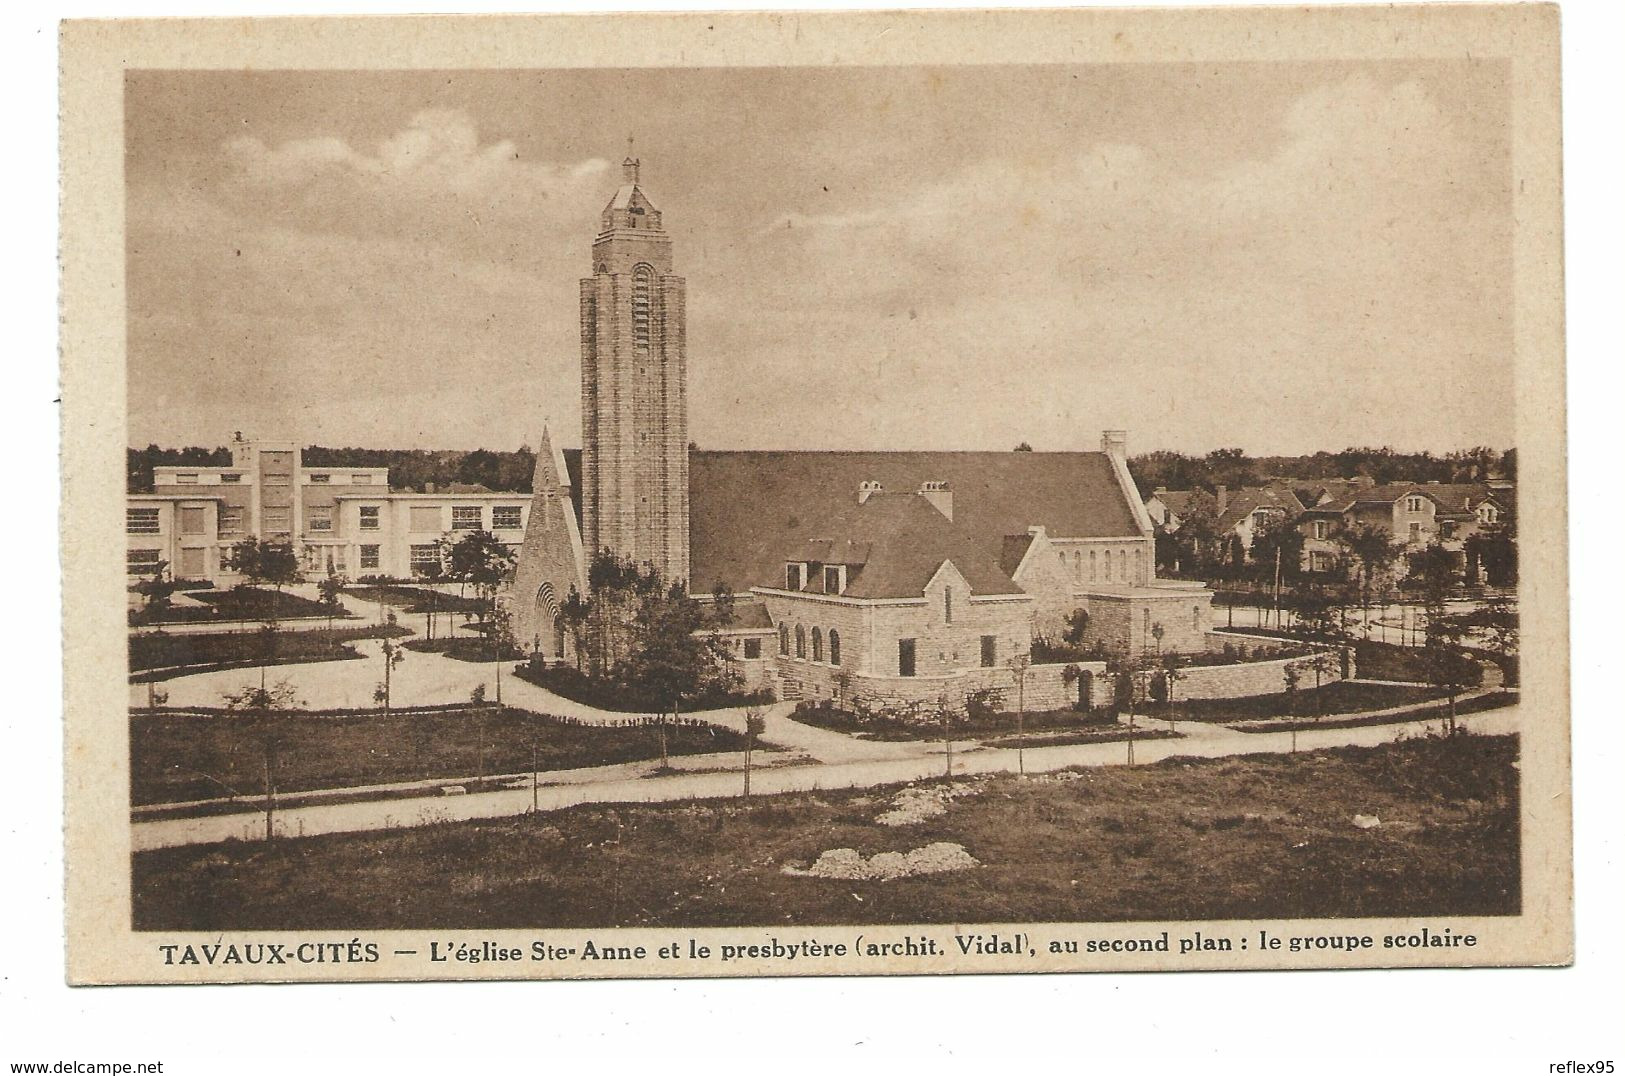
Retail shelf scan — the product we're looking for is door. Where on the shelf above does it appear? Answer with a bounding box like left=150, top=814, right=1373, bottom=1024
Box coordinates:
left=179, top=547, right=205, bottom=579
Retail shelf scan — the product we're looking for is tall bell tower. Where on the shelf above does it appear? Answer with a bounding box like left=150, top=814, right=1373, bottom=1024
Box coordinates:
left=579, top=156, right=690, bottom=585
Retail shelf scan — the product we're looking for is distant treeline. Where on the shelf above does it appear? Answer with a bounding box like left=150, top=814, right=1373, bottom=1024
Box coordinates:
left=1127, top=446, right=1516, bottom=498
left=127, top=445, right=536, bottom=494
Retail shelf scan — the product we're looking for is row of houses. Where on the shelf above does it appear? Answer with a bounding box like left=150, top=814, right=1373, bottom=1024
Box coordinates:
left=1144, top=475, right=1515, bottom=581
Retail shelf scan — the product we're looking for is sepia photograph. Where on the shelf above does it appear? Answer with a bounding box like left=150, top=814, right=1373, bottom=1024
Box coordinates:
left=58, top=5, right=1570, bottom=983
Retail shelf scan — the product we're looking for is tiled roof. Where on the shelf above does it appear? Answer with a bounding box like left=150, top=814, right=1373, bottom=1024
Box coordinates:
left=1215, top=485, right=1306, bottom=531
left=763, top=491, right=1021, bottom=599
left=688, top=449, right=1140, bottom=595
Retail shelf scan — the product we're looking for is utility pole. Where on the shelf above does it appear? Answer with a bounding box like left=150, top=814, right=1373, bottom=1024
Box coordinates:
left=530, top=742, right=538, bottom=813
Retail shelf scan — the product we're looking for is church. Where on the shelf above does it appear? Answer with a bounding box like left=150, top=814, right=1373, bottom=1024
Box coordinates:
left=510, top=159, right=1214, bottom=708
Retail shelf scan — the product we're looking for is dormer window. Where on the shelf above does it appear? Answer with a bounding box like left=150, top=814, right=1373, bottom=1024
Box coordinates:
left=1405, top=496, right=1427, bottom=513
left=1478, top=504, right=1499, bottom=524
left=823, top=564, right=845, bottom=594
left=785, top=562, right=807, bottom=591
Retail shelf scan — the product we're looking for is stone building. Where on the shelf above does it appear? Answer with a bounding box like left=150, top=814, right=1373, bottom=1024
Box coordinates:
left=509, top=159, right=1216, bottom=709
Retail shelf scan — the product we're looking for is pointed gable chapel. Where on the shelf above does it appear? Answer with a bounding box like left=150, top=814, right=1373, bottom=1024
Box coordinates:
left=509, top=426, right=587, bottom=660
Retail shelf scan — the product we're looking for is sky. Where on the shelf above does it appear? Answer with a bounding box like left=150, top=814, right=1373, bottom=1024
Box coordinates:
left=124, top=61, right=1513, bottom=456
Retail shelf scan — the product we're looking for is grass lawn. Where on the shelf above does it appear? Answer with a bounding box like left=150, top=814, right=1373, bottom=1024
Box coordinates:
left=403, top=636, right=526, bottom=662
left=1212, top=628, right=1482, bottom=688
left=979, top=726, right=1183, bottom=750
left=791, top=700, right=1117, bottom=742
left=1149, top=680, right=1447, bottom=724
left=1229, top=690, right=1517, bottom=734
left=129, top=624, right=409, bottom=677
left=347, top=585, right=485, bottom=615
left=131, top=733, right=1519, bottom=930
left=133, top=587, right=346, bottom=625
left=130, top=705, right=752, bottom=806
left=513, top=662, right=774, bottom=713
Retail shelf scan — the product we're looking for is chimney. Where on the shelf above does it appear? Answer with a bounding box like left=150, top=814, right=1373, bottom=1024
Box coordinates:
left=1101, top=429, right=1128, bottom=459
left=1216, top=484, right=1229, bottom=513
left=857, top=480, right=882, bottom=505
left=918, top=480, right=953, bottom=521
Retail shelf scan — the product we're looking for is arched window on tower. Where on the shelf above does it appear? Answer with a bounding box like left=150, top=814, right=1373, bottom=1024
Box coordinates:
left=795, top=625, right=806, bottom=659
left=811, top=628, right=823, bottom=663
left=829, top=629, right=841, bottom=666
left=632, top=264, right=654, bottom=354
left=779, top=622, right=789, bottom=655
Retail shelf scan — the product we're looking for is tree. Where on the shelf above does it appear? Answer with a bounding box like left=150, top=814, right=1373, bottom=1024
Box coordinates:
left=223, top=537, right=303, bottom=682
left=1338, top=525, right=1404, bottom=637
left=1282, top=661, right=1302, bottom=751
left=221, top=678, right=303, bottom=842
left=1061, top=608, right=1091, bottom=647
left=618, top=580, right=732, bottom=768
left=1421, top=612, right=1476, bottom=733
left=1008, top=650, right=1032, bottom=777
left=374, top=627, right=407, bottom=716
left=742, top=706, right=767, bottom=797
left=134, top=560, right=179, bottom=623
left=446, top=529, right=517, bottom=632
left=1478, top=592, right=1519, bottom=684
left=486, top=603, right=515, bottom=705
left=316, top=568, right=348, bottom=633
left=1012, top=442, right=1033, bottom=452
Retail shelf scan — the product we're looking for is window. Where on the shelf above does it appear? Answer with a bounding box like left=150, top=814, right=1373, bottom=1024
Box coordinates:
left=828, top=630, right=841, bottom=666
left=452, top=505, right=482, bottom=530
left=126, top=507, right=160, bottom=535
left=309, top=473, right=331, bottom=484
left=1312, top=520, right=1329, bottom=540
left=1311, top=551, right=1334, bottom=572
left=360, top=545, right=380, bottom=570
left=944, top=587, right=953, bottom=624
left=981, top=635, right=997, bottom=668
left=794, top=625, right=806, bottom=659
left=352, top=474, right=374, bottom=485
left=1478, top=504, right=1499, bottom=523
left=219, top=507, right=244, bottom=535
left=1252, top=510, right=1271, bottom=527
left=409, top=506, right=441, bottom=532
left=1439, top=521, right=1456, bottom=540
left=1120, top=549, right=1128, bottom=581
left=180, top=506, right=207, bottom=535
left=811, top=628, right=823, bottom=662
left=779, top=623, right=789, bottom=655
left=359, top=505, right=381, bottom=531
left=898, top=638, right=917, bottom=678
left=410, top=544, right=441, bottom=576
left=1409, top=522, right=1422, bottom=542
left=263, top=508, right=291, bottom=534
left=1089, top=549, right=1097, bottom=581
left=307, top=506, right=334, bottom=532
left=220, top=473, right=241, bottom=484
left=493, top=506, right=523, bottom=530
left=127, top=548, right=162, bottom=574
left=823, top=564, right=842, bottom=594
left=785, top=562, right=805, bottom=591
left=743, top=638, right=762, bottom=660
left=632, top=265, right=653, bottom=352
left=1405, top=496, right=1426, bottom=513
left=175, top=473, right=198, bottom=485
left=1193, top=605, right=1202, bottom=631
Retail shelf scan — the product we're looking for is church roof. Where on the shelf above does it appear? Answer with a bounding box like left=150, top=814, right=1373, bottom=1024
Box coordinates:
left=773, top=491, right=1021, bottom=599
left=687, top=449, right=1140, bottom=595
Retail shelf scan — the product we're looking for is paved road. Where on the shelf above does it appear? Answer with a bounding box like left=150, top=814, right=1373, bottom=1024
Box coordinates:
left=130, top=702, right=1520, bottom=851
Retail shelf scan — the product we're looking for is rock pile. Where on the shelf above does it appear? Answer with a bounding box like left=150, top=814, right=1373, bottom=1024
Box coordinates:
left=784, top=842, right=981, bottom=881
left=874, top=783, right=978, bottom=827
